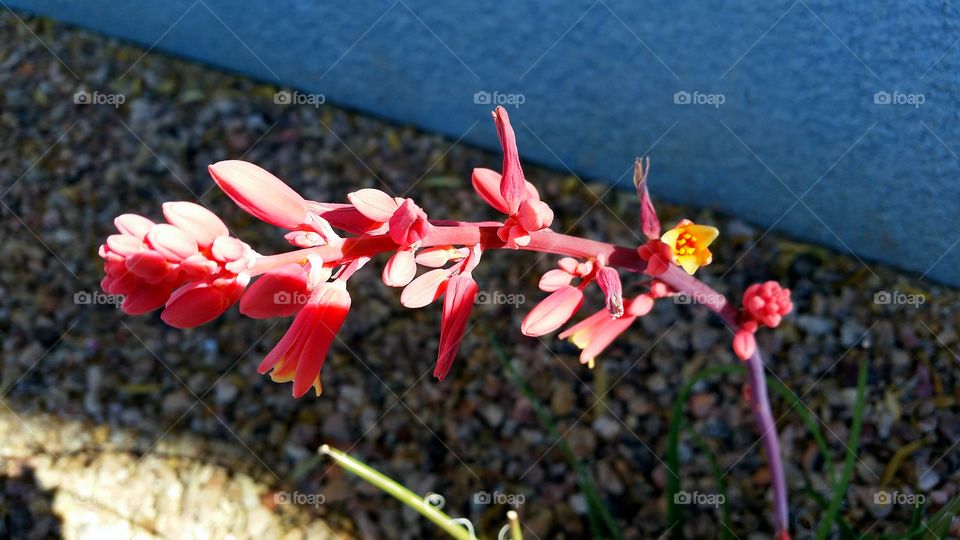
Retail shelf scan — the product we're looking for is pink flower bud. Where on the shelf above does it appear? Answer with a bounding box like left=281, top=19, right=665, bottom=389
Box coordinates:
left=208, top=160, right=308, bottom=229
left=516, top=199, right=554, bottom=231
left=147, top=224, right=198, bottom=262
left=733, top=329, right=757, bottom=360
left=348, top=188, right=400, bottom=222
left=596, top=267, right=624, bottom=318
left=382, top=249, right=417, bottom=287
left=388, top=199, right=431, bottom=246
left=521, top=285, right=584, bottom=337
left=633, top=157, right=660, bottom=240
left=162, top=202, right=228, bottom=248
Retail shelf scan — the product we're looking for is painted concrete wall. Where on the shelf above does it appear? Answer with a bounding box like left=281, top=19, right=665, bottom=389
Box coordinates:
left=11, top=0, right=960, bottom=285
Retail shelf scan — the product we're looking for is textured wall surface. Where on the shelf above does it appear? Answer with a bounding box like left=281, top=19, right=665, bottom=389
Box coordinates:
left=11, top=0, right=960, bottom=285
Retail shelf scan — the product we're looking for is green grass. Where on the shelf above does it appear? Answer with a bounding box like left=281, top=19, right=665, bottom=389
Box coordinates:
left=490, top=333, right=624, bottom=540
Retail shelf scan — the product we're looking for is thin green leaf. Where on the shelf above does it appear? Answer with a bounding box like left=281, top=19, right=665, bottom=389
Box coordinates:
left=319, top=445, right=472, bottom=540
left=666, top=364, right=745, bottom=538
left=489, top=334, right=623, bottom=540
left=815, top=359, right=868, bottom=540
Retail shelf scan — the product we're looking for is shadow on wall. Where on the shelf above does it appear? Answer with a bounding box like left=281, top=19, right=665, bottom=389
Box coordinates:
left=0, top=464, right=64, bottom=539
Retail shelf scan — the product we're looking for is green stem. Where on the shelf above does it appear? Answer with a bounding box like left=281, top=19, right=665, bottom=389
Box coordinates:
left=814, top=359, right=868, bottom=540
left=319, top=445, right=473, bottom=540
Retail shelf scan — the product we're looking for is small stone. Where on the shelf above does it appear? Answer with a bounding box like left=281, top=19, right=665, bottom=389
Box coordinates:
left=591, top=416, right=621, bottom=441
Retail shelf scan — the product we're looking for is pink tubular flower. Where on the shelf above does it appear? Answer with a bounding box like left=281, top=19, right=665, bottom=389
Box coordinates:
left=521, top=285, right=584, bottom=337
left=348, top=188, right=432, bottom=287
left=633, top=157, right=661, bottom=240
left=241, top=256, right=362, bottom=397
left=399, top=245, right=482, bottom=379
left=435, top=272, right=479, bottom=380
left=559, top=294, right=655, bottom=367
left=256, top=281, right=351, bottom=398
left=595, top=266, right=624, bottom=318
left=472, top=107, right=554, bottom=248
left=99, top=202, right=253, bottom=325
left=208, top=160, right=308, bottom=229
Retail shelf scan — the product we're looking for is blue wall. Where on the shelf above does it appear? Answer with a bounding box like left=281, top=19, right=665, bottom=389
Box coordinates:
left=12, top=0, right=960, bottom=285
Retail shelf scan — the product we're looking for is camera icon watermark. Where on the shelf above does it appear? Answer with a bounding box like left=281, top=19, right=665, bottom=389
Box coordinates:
left=274, top=90, right=326, bottom=108
left=274, top=490, right=325, bottom=507
left=874, top=490, right=924, bottom=507
left=475, top=290, right=525, bottom=308
left=473, top=490, right=525, bottom=507
left=674, top=490, right=725, bottom=508
left=873, top=290, right=924, bottom=308
left=273, top=291, right=310, bottom=305
left=473, top=90, right=526, bottom=108
left=873, top=90, right=924, bottom=108
left=673, top=90, right=725, bottom=108
left=673, top=291, right=723, bottom=306
left=74, top=290, right=124, bottom=308
left=74, top=89, right=126, bottom=109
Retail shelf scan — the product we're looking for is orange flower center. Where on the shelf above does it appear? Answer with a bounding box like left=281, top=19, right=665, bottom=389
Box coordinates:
left=674, top=230, right=698, bottom=256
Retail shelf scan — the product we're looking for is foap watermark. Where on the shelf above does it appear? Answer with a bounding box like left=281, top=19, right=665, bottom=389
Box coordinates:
left=274, top=490, right=325, bottom=508
left=673, top=291, right=724, bottom=306
left=873, top=90, right=924, bottom=108
left=673, top=90, right=725, bottom=108
left=874, top=490, right=925, bottom=507
left=674, top=490, right=725, bottom=508
left=873, top=290, right=925, bottom=308
left=473, top=490, right=525, bottom=507
left=74, top=90, right=125, bottom=108
left=273, top=291, right=310, bottom=305
left=475, top=290, right=525, bottom=308
left=473, top=90, right=525, bottom=108
left=74, top=290, right=123, bottom=308
left=274, top=90, right=326, bottom=108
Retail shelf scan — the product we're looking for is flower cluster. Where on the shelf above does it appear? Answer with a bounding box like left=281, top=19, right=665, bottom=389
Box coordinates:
left=99, top=106, right=789, bottom=395
left=733, top=281, right=794, bottom=360
left=100, top=202, right=254, bottom=327
left=98, top=107, right=796, bottom=537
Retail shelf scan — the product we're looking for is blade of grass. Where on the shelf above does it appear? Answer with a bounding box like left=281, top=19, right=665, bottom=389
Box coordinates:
left=489, top=334, right=623, bottom=540
left=814, top=359, right=868, bottom=540
left=803, top=484, right=859, bottom=539
left=666, top=363, right=745, bottom=538
left=922, top=494, right=960, bottom=540
left=319, top=445, right=473, bottom=540
left=685, top=425, right=733, bottom=540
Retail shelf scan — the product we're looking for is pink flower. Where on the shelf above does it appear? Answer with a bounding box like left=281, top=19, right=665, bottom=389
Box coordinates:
left=208, top=161, right=308, bottom=230
left=743, top=281, right=793, bottom=328
left=348, top=188, right=432, bottom=287
left=256, top=281, right=351, bottom=398
left=521, top=285, right=584, bottom=337
left=399, top=245, right=481, bottom=379
left=732, top=282, right=792, bottom=360
left=595, top=266, right=624, bottom=318
left=473, top=107, right=554, bottom=248
left=733, top=329, right=757, bottom=360
left=559, top=294, right=655, bottom=367
left=637, top=239, right=673, bottom=276
left=99, top=202, right=253, bottom=324
left=632, top=157, right=661, bottom=240
left=348, top=189, right=431, bottom=245
left=435, top=272, right=479, bottom=380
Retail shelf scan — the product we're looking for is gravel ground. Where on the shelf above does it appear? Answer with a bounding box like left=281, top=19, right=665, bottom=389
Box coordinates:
left=1, top=12, right=959, bottom=540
